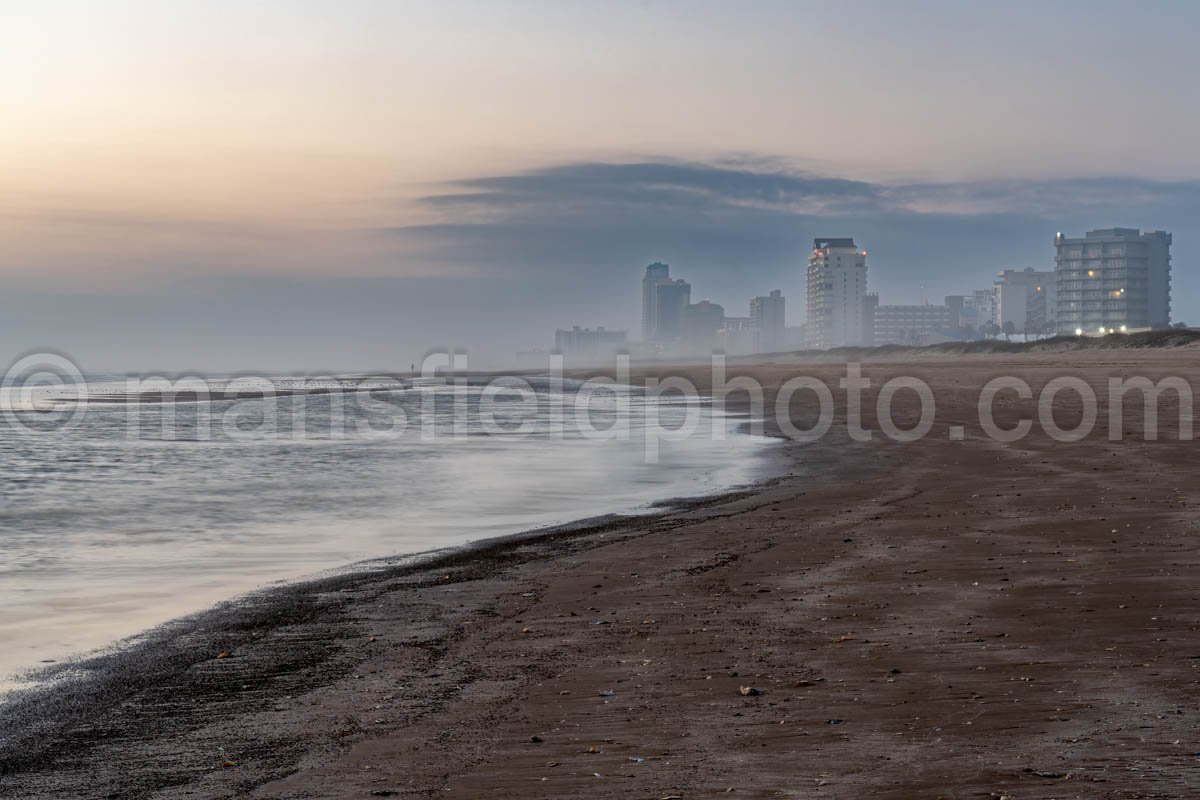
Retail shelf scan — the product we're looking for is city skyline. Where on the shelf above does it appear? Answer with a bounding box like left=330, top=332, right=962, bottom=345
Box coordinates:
left=565, top=221, right=1177, bottom=358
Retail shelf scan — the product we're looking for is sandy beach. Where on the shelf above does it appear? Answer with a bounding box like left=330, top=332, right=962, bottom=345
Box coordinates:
left=3, top=347, right=1199, bottom=798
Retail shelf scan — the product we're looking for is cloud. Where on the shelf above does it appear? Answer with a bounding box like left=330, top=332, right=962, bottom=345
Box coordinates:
left=387, top=160, right=1200, bottom=321
left=418, top=160, right=884, bottom=219
left=416, top=160, right=1200, bottom=224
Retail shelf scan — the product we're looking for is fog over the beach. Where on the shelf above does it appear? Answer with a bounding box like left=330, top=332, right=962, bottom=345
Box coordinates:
left=3, top=1, right=1200, bottom=370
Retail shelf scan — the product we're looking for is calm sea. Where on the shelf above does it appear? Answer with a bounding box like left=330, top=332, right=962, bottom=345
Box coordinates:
left=0, top=373, right=776, bottom=692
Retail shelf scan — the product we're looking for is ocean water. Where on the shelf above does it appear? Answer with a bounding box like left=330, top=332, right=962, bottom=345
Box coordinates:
left=0, top=374, right=776, bottom=691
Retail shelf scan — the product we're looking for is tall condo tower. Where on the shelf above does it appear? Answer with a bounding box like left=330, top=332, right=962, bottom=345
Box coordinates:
left=806, top=238, right=868, bottom=349
left=641, top=262, right=672, bottom=340
left=653, top=279, right=692, bottom=342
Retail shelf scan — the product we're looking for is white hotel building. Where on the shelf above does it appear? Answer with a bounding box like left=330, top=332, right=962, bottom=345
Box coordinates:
left=805, top=237, right=869, bottom=349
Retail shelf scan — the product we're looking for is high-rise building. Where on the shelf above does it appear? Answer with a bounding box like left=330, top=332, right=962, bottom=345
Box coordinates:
left=750, top=289, right=786, bottom=352
left=806, top=238, right=868, bottom=349
left=682, top=300, right=725, bottom=352
left=995, top=268, right=1055, bottom=334
left=653, top=279, right=692, bottom=342
left=641, top=262, right=672, bottom=340
left=1055, top=228, right=1172, bottom=335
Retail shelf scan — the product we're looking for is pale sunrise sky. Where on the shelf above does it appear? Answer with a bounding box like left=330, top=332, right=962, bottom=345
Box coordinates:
left=3, top=0, right=1199, bottom=368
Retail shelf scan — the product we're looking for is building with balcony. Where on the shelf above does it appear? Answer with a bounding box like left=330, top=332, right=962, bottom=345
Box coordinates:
left=805, top=238, right=868, bottom=349
left=1054, top=228, right=1171, bottom=335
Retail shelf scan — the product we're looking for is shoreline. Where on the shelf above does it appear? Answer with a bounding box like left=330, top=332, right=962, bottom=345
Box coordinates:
left=0, top=466, right=789, bottom=700
left=0, top=460, right=816, bottom=796
left=4, top=350, right=1200, bottom=797
left=0, top=379, right=778, bottom=694
left=0, top=417, right=801, bottom=767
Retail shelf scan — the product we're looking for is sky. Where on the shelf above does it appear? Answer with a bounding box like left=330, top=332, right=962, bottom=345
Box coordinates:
left=3, top=0, right=1200, bottom=370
